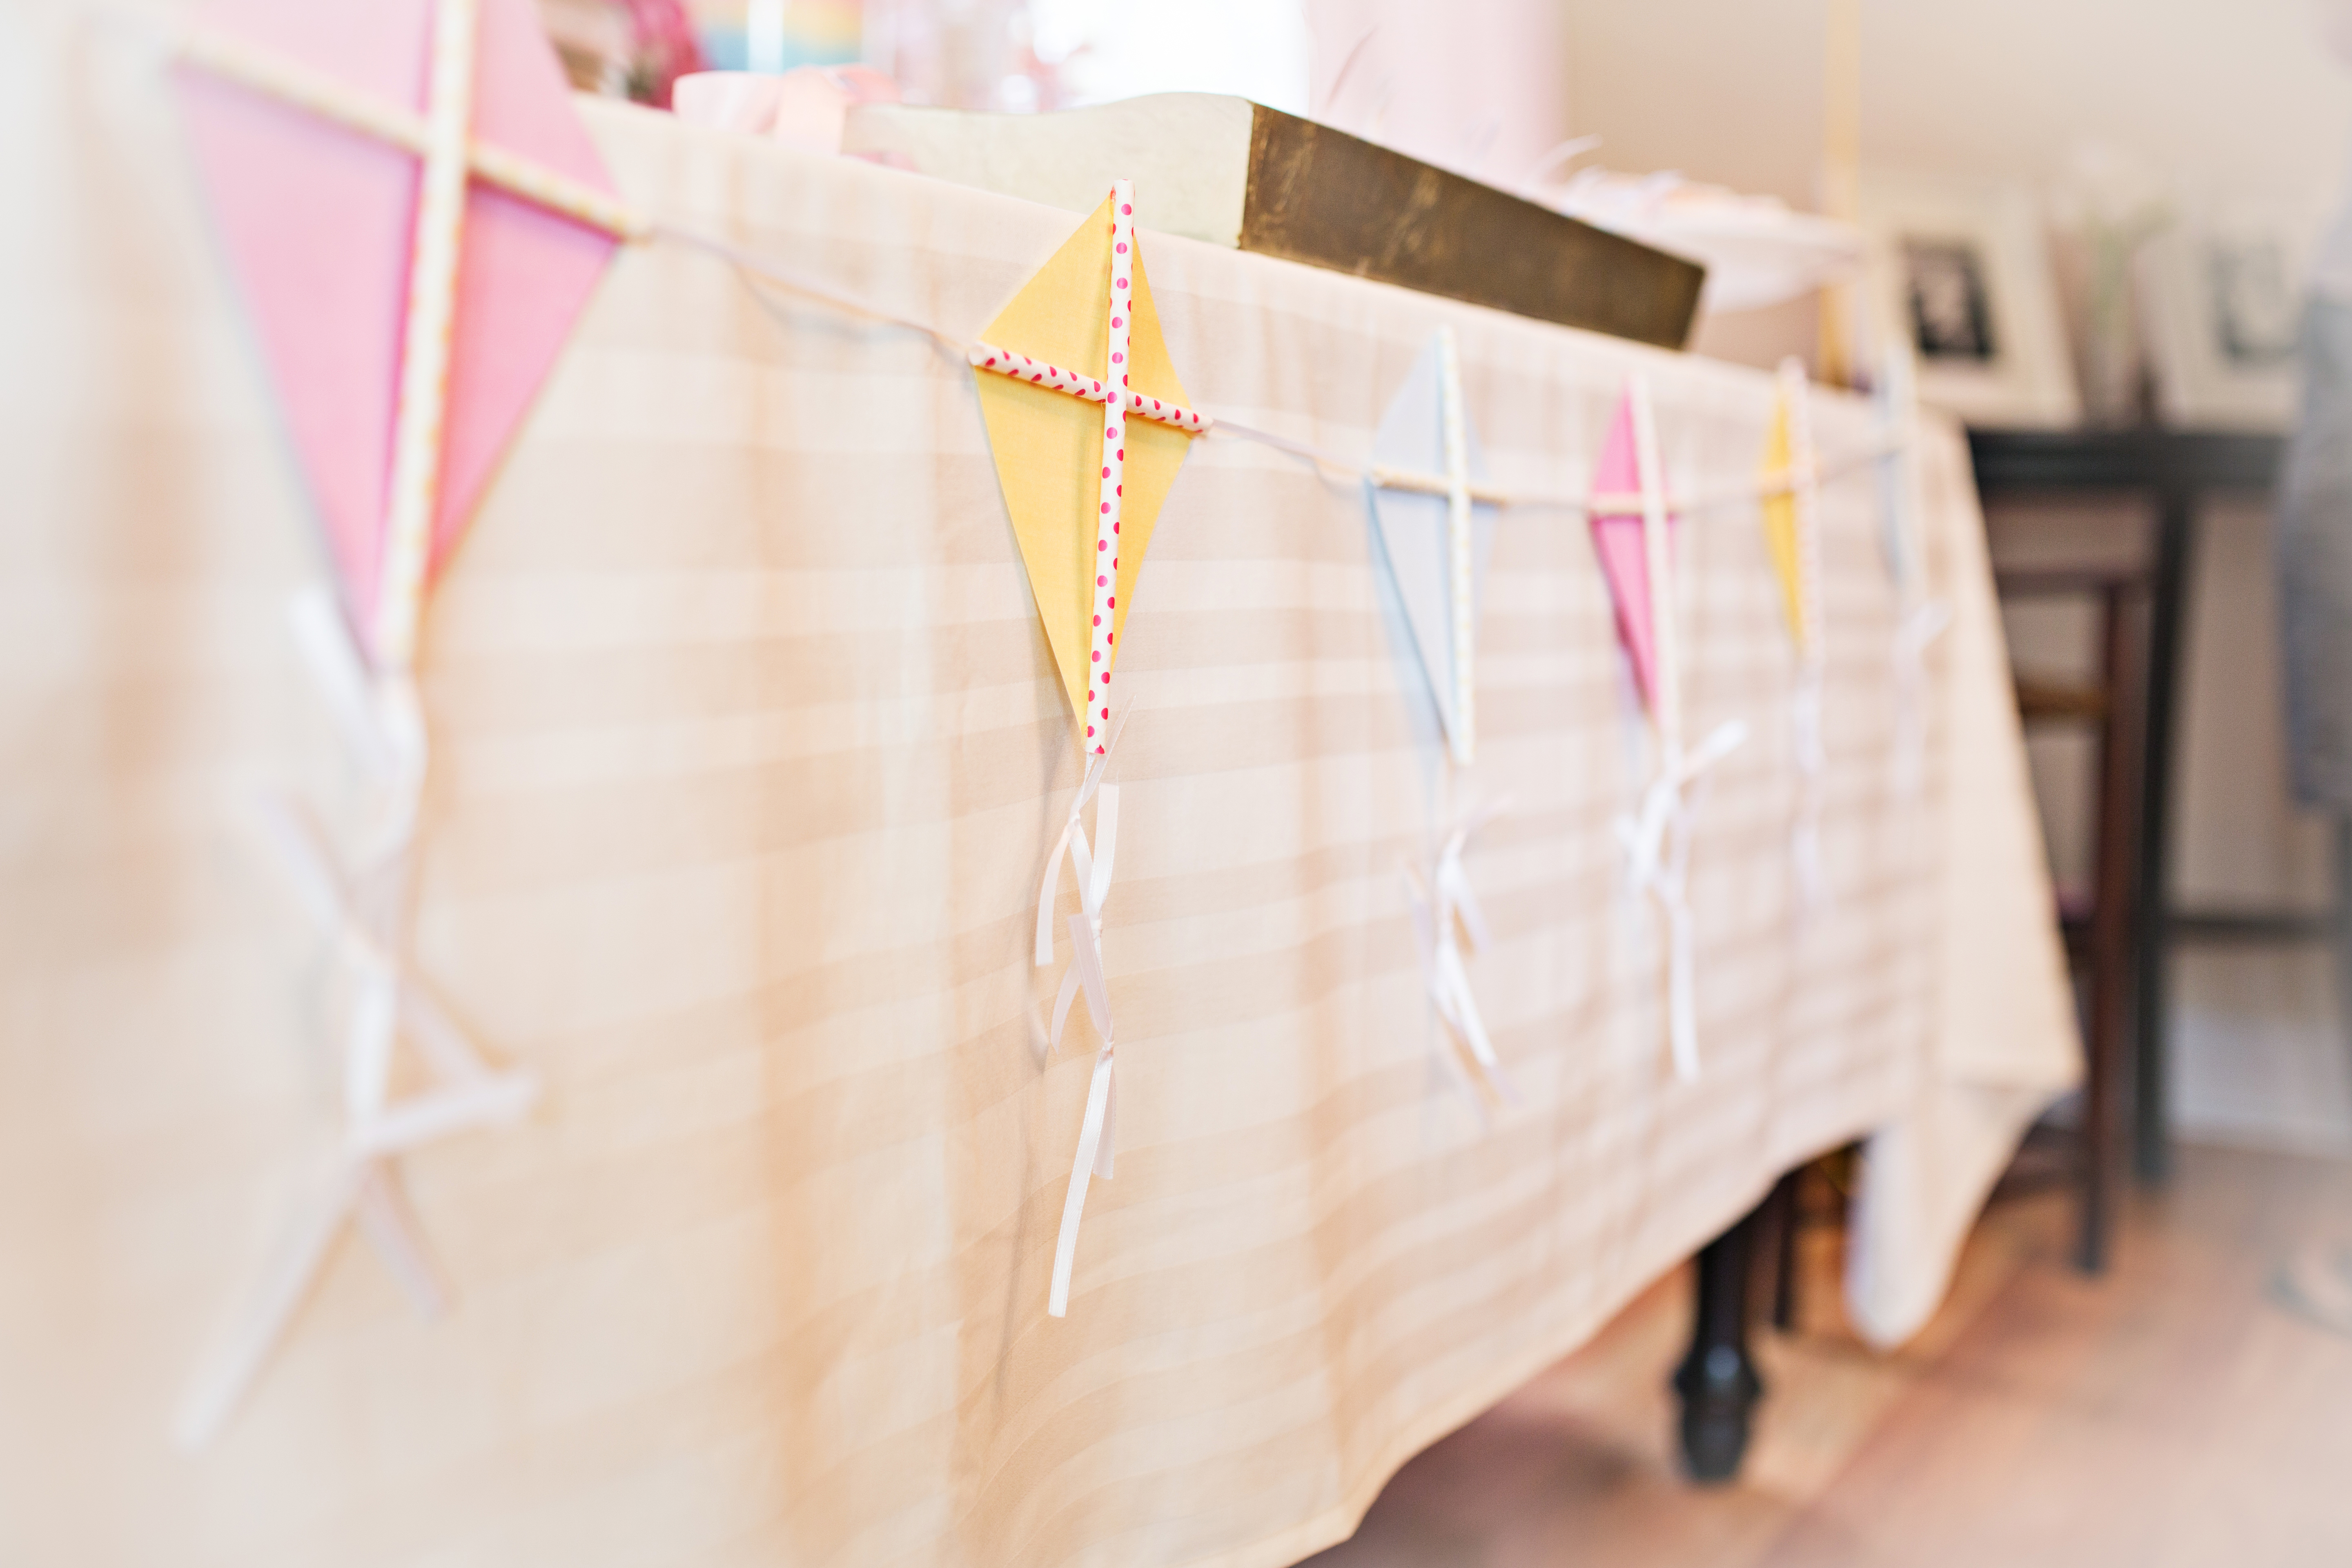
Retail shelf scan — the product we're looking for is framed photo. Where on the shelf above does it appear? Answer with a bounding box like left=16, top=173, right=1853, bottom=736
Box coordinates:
left=2139, top=203, right=2320, bottom=431
left=1855, top=175, right=2081, bottom=429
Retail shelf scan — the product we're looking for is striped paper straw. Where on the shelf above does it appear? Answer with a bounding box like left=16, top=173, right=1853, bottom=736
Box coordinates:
left=1438, top=327, right=1474, bottom=766
left=1084, top=180, right=1136, bottom=755
left=371, top=0, right=480, bottom=670
left=966, top=343, right=1210, bottom=433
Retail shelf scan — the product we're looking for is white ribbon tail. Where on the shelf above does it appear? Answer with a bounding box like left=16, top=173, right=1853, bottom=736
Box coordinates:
left=1034, top=821, right=1078, bottom=967
left=1032, top=738, right=1123, bottom=967
left=345, top=960, right=400, bottom=1121
left=345, top=1072, right=540, bottom=1161
left=1065, top=913, right=1113, bottom=1042
left=1435, top=840, right=1493, bottom=953
left=287, top=586, right=396, bottom=777
left=174, top=1159, right=366, bottom=1450
left=1050, top=958, right=1086, bottom=1051
left=1676, top=719, right=1749, bottom=786
left=246, top=789, right=353, bottom=937
left=1406, top=812, right=1519, bottom=1110
left=1047, top=1045, right=1118, bottom=1319
left=1050, top=911, right=1115, bottom=1053
left=1036, top=715, right=1132, bottom=1318
left=1086, top=784, right=1120, bottom=913
left=1664, top=884, right=1702, bottom=1082
left=351, top=1160, right=452, bottom=1317
left=1403, top=873, right=1482, bottom=1114
left=1433, top=938, right=1520, bottom=1102
left=398, top=971, right=499, bottom=1086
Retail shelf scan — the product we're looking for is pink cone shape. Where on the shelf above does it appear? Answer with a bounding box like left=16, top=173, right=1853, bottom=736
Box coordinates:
left=174, top=0, right=618, bottom=661
left=1589, top=390, right=1676, bottom=711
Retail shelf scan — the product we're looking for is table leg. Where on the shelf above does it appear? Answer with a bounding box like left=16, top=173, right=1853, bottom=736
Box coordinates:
left=2133, top=489, right=2196, bottom=1185
left=2080, top=581, right=2138, bottom=1274
left=1674, top=1193, right=1768, bottom=1483
left=1769, top=1168, right=1800, bottom=1332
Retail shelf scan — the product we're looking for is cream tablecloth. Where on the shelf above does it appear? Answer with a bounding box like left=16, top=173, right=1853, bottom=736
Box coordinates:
left=0, top=11, right=2077, bottom=1565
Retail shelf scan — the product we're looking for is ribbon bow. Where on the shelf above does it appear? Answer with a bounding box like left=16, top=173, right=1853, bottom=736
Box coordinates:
left=1035, top=722, right=1127, bottom=1318
left=177, top=590, right=537, bottom=1447
left=1615, top=719, right=1749, bottom=1081
left=1403, top=802, right=1519, bottom=1110
left=245, top=793, right=540, bottom=1163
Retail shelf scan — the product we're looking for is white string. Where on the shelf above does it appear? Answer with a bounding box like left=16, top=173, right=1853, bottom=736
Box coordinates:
left=1403, top=799, right=1518, bottom=1110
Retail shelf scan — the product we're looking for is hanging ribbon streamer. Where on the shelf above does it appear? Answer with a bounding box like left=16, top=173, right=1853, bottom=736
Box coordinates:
left=1403, top=801, right=1518, bottom=1111
left=1035, top=725, right=1126, bottom=1318
left=1611, top=375, right=1749, bottom=1080
left=179, top=605, right=540, bottom=1449
left=1614, top=719, right=1748, bottom=1081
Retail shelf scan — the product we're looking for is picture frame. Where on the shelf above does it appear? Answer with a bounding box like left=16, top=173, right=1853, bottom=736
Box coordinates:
left=1855, top=174, right=2081, bottom=429
left=2138, top=201, right=2320, bottom=432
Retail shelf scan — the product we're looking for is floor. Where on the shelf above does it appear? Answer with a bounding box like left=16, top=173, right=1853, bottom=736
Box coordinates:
left=1302, top=1144, right=2352, bottom=1568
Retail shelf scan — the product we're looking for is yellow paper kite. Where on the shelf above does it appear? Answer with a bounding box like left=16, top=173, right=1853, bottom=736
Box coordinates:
left=969, top=189, right=1203, bottom=750
left=1758, top=384, right=1813, bottom=655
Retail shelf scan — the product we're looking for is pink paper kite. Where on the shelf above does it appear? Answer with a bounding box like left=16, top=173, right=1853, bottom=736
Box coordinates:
left=173, top=0, right=619, bottom=662
left=1588, top=388, right=1677, bottom=711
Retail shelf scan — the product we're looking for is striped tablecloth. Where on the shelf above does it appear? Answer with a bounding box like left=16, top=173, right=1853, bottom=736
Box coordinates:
left=0, top=13, right=2076, bottom=1564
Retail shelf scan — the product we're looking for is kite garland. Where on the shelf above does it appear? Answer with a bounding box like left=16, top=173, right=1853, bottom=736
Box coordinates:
left=154, top=13, right=1943, bottom=1362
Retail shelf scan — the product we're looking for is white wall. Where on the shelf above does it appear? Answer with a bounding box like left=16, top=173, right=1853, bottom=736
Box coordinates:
left=1564, top=0, right=2350, bottom=212
left=1303, top=0, right=1569, bottom=182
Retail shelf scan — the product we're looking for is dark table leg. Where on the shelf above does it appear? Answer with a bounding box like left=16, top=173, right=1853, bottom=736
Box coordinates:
left=2133, top=488, right=2197, bottom=1185
left=1769, top=1168, right=1800, bottom=1332
left=2080, top=582, right=2139, bottom=1273
left=1674, top=1193, right=1769, bottom=1484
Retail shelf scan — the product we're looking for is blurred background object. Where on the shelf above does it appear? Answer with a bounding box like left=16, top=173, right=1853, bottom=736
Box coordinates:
left=2049, top=142, right=2170, bottom=427
left=1535, top=167, right=1864, bottom=317
left=692, top=0, right=862, bottom=76
left=540, top=0, right=705, bottom=104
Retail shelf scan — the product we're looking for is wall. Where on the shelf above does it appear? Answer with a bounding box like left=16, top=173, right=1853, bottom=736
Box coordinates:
left=1303, top=0, right=1568, bottom=183
left=1562, top=0, right=2350, bottom=212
